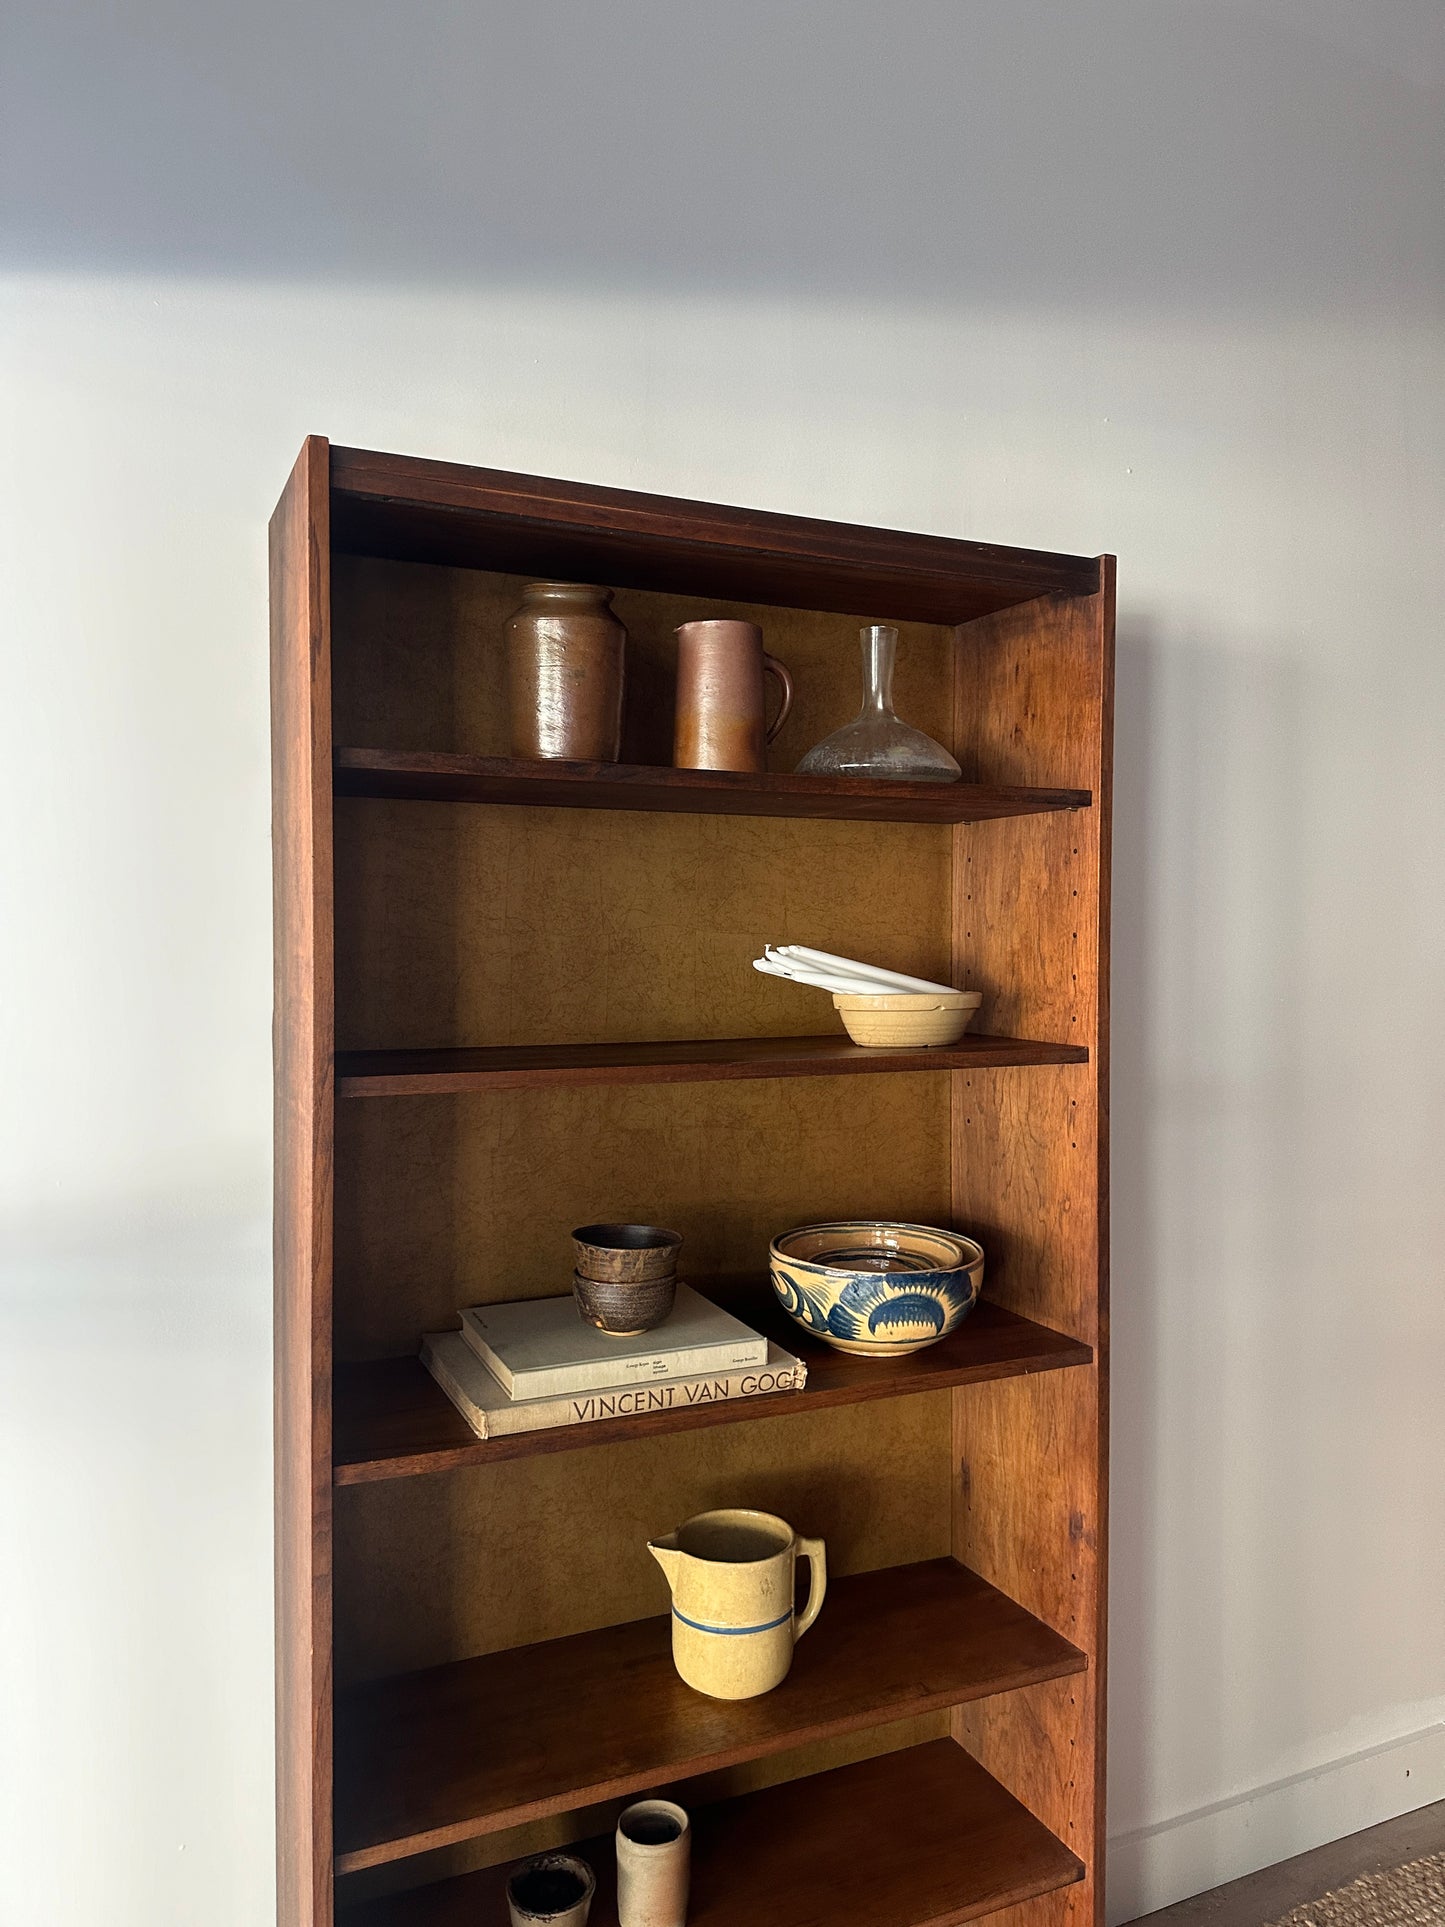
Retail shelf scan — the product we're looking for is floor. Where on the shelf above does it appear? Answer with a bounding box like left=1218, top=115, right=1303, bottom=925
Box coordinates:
left=1127, top=1799, right=1445, bottom=1925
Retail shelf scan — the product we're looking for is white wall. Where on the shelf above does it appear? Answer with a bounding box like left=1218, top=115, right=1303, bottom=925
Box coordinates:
left=3, top=6, right=1444, bottom=1923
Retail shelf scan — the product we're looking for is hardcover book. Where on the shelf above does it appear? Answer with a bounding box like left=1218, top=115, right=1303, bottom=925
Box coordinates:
left=422, top=1329, right=807, bottom=1440
left=458, top=1283, right=768, bottom=1399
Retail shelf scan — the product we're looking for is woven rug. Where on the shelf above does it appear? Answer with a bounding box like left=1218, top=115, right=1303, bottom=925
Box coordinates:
left=1265, top=1851, right=1445, bottom=1926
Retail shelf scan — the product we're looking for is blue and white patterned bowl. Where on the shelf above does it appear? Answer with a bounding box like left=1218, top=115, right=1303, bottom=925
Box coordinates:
left=769, top=1221, right=984, bottom=1358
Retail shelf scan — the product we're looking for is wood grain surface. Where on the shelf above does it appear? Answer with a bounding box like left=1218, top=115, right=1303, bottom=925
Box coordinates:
left=335, top=1739, right=1084, bottom=1927
left=948, top=572, right=1114, bottom=1926
left=328, top=444, right=1100, bottom=624
left=335, top=1032, right=1087, bottom=1094
left=271, top=435, right=336, bottom=1927
left=332, top=1291, right=1090, bottom=1483
left=334, top=747, right=1090, bottom=823
left=333, top=1560, right=1085, bottom=1870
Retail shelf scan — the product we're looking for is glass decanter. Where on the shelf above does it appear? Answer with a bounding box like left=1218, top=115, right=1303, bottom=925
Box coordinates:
left=797, top=625, right=961, bottom=781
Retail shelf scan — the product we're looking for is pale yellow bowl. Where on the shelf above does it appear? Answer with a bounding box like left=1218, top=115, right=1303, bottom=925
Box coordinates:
left=832, top=988, right=982, bottom=1048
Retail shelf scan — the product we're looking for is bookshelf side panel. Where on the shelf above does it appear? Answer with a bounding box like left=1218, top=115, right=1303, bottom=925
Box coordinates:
left=949, top=578, right=1113, bottom=1925
left=272, top=434, right=337, bottom=1927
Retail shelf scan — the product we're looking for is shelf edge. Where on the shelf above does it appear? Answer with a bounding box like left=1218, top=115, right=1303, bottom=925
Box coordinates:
left=331, top=1570, right=1089, bottom=1873
left=333, top=748, right=1093, bottom=825
left=332, top=1326, right=1094, bottom=1484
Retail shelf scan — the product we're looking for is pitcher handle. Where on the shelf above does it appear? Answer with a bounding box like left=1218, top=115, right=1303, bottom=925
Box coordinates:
left=763, top=654, right=794, bottom=744
left=793, top=1536, right=827, bottom=1641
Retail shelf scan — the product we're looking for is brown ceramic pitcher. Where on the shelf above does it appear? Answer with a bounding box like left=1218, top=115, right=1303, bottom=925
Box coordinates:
left=506, top=582, right=626, bottom=762
left=673, top=620, right=793, bottom=773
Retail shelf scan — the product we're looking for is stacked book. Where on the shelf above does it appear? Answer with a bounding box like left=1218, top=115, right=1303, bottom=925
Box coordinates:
left=422, top=1283, right=807, bottom=1440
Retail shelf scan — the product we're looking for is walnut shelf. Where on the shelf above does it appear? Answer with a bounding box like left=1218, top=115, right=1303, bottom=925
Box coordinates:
left=333, top=1293, right=1091, bottom=1484
left=335, top=1561, right=1084, bottom=1870
left=337, top=1739, right=1085, bottom=1927
left=329, top=441, right=1101, bottom=622
left=336, top=1032, right=1088, bottom=1096
left=334, top=747, right=1091, bottom=824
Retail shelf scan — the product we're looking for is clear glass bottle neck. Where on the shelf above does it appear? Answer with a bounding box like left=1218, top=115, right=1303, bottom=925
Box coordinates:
left=859, top=625, right=899, bottom=715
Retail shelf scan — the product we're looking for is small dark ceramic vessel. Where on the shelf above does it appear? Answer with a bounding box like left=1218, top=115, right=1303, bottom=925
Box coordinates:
left=506, top=1851, right=596, bottom=1927
left=572, top=1270, right=677, bottom=1336
left=572, top=1223, right=683, bottom=1284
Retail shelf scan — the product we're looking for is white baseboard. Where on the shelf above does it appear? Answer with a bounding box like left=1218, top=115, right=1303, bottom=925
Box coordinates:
left=1107, top=1721, right=1445, bottom=1924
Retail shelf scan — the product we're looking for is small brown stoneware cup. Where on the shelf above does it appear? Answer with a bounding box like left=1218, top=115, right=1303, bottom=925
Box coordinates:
left=507, top=1852, right=596, bottom=1927
left=674, top=619, right=792, bottom=772
left=572, top=1270, right=678, bottom=1336
left=572, top=1224, right=683, bottom=1284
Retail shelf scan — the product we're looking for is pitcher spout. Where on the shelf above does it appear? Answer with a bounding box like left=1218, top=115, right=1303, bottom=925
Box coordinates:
left=646, top=1533, right=681, bottom=1591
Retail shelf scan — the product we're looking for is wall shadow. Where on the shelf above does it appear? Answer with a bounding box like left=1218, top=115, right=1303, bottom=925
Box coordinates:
left=3, top=3, right=1442, bottom=315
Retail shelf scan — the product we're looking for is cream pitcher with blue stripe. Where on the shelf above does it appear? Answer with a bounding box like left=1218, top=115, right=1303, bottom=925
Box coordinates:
left=647, top=1508, right=827, bottom=1699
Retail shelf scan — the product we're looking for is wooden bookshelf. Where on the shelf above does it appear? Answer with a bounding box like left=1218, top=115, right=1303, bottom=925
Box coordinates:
left=273, top=438, right=1112, bottom=1926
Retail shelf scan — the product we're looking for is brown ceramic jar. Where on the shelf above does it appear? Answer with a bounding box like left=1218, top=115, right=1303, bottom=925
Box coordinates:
left=505, top=582, right=626, bottom=762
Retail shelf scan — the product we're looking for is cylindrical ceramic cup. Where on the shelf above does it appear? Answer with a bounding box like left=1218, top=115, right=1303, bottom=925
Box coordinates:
left=506, top=1852, right=596, bottom=1927
left=673, top=620, right=792, bottom=772
left=616, top=1799, right=690, bottom=1927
